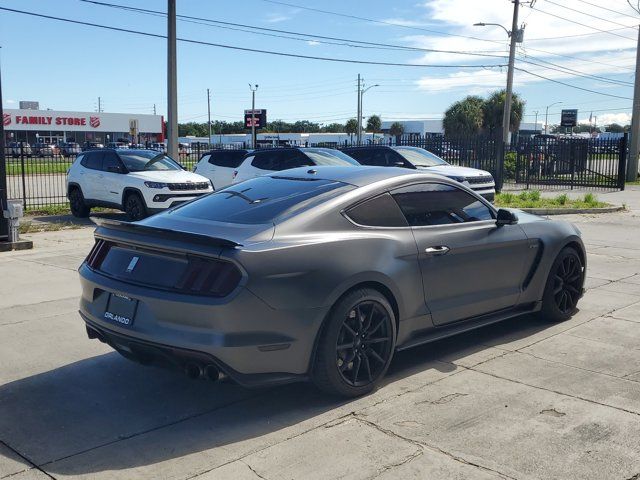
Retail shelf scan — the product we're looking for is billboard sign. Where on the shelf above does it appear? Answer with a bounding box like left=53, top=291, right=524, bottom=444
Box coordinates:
left=244, top=109, right=267, bottom=129
left=560, top=109, right=578, bottom=128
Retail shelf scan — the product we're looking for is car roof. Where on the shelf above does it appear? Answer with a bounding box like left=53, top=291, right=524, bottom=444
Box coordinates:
left=267, top=165, right=438, bottom=187
left=341, top=145, right=392, bottom=151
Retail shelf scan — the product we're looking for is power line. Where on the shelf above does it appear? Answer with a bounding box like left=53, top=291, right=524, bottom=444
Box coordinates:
left=257, top=0, right=505, bottom=45
left=515, top=67, right=634, bottom=99
left=530, top=4, right=637, bottom=40
left=518, top=44, right=636, bottom=72
left=80, top=0, right=508, bottom=60
left=526, top=25, right=636, bottom=41
left=573, top=0, right=638, bottom=17
left=543, top=0, right=638, bottom=29
left=0, top=7, right=507, bottom=69
left=517, top=56, right=634, bottom=86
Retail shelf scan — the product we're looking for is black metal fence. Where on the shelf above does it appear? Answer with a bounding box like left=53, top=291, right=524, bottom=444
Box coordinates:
left=2, top=134, right=627, bottom=210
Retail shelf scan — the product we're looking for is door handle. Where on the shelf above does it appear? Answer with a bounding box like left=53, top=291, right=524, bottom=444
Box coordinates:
left=425, top=246, right=450, bottom=255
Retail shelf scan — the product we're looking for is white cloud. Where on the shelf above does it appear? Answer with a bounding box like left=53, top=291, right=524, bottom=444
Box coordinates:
left=306, top=40, right=320, bottom=46
left=582, top=112, right=631, bottom=125
left=6, top=99, right=16, bottom=104
left=264, top=13, right=291, bottom=23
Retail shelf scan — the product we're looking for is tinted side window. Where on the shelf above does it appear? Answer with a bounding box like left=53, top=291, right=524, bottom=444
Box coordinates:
left=343, top=149, right=371, bottom=164
left=251, top=151, right=277, bottom=170
left=277, top=151, right=313, bottom=171
left=209, top=151, right=246, bottom=168
left=345, top=193, right=409, bottom=227
left=102, top=151, right=122, bottom=172
left=391, top=183, right=494, bottom=227
left=81, top=152, right=103, bottom=170
left=352, top=149, right=396, bottom=167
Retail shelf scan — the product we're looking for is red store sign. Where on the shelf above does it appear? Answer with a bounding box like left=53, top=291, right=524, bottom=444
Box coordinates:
left=7, top=115, right=100, bottom=128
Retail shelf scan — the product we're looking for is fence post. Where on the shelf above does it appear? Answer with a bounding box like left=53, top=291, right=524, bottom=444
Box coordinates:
left=19, top=143, right=27, bottom=209
left=495, top=141, right=505, bottom=192
left=619, top=133, right=628, bottom=190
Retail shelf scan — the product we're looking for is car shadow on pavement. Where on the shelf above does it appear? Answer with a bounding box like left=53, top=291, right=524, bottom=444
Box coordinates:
left=0, top=313, right=556, bottom=475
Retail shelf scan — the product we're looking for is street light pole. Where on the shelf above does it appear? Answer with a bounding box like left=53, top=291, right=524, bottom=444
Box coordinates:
left=166, top=0, right=178, bottom=160
left=360, top=83, right=379, bottom=143
left=0, top=51, right=8, bottom=239
left=545, top=101, right=562, bottom=135
left=249, top=84, right=258, bottom=149
left=503, top=0, right=520, bottom=148
left=207, top=88, right=212, bottom=146
left=356, top=74, right=362, bottom=144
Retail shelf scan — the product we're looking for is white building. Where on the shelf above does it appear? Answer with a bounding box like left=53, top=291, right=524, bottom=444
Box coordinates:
left=2, top=108, right=164, bottom=145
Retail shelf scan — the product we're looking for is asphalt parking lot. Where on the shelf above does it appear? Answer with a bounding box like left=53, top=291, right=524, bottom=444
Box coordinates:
left=1, top=188, right=640, bottom=480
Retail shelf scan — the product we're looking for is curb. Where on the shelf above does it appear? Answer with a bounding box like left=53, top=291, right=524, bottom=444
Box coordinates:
left=517, top=206, right=624, bottom=215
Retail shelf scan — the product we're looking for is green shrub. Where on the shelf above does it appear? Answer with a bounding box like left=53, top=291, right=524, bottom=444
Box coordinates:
left=555, top=193, right=568, bottom=205
left=500, top=192, right=515, bottom=204
left=529, top=190, right=541, bottom=201
left=504, top=152, right=516, bottom=180
left=584, top=192, right=597, bottom=205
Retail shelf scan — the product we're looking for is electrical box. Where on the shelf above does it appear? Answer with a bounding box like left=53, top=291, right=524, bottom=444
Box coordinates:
left=4, top=200, right=23, bottom=220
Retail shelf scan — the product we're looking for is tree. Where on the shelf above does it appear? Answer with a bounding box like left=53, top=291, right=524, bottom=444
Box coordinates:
left=443, top=96, right=485, bottom=136
left=366, top=115, right=382, bottom=134
left=345, top=118, right=358, bottom=138
left=483, top=90, right=525, bottom=136
left=322, top=122, right=345, bottom=133
left=389, top=121, right=405, bottom=138
left=606, top=123, right=625, bottom=133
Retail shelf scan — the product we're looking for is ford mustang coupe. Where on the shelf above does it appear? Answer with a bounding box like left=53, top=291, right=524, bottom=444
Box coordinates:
left=79, top=166, right=585, bottom=397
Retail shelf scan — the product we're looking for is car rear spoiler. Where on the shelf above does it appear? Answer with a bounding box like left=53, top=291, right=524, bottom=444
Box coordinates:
left=90, top=217, right=242, bottom=249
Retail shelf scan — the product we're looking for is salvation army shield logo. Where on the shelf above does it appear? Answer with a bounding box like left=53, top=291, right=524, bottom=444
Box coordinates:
left=2, top=113, right=10, bottom=126
left=90, top=116, right=101, bottom=128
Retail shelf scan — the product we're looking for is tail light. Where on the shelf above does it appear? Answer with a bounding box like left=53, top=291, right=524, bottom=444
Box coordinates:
left=175, top=257, right=242, bottom=297
left=86, top=239, right=111, bottom=269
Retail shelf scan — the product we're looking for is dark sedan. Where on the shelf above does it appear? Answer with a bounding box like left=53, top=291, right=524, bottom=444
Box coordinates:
left=79, top=166, right=585, bottom=396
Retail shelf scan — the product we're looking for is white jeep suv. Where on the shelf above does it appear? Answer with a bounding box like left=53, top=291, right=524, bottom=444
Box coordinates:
left=67, top=149, right=212, bottom=221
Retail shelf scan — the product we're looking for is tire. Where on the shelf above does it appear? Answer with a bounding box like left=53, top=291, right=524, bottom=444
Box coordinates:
left=68, top=188, right=90, bottom=218
left=539, top=246, right=584, bottom=322
left=124, top=192, right=148, bottom=221
left=313, top=288, right=396, bottom=397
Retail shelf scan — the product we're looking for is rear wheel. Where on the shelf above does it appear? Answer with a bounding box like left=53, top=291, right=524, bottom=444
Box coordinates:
left=69, top=188, right=90, bottom=218
left=313, top=288, right=395, bottom=397
left=124, top=192, right=148, bottom=221
left=539, top=246, right=584, bottom=322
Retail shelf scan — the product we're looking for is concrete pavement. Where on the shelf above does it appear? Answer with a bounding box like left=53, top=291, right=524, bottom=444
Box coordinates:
left=1, top=188, right=640, bottom=479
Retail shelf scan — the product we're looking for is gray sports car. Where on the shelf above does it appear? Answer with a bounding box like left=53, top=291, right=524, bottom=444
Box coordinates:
left=79, top=166, right=585, bottom=397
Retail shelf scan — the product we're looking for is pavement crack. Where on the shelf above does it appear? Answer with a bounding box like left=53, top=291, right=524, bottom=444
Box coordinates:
left=0, top=440, right=57, bottom=480
left=415, top=392, right=468, bottom=405
left=369, top=448, right=423, bottom=479
left=242, top=460, right=269, bottom=480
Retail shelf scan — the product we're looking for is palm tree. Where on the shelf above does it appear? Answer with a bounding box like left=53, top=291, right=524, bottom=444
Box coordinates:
left=345, top=118, right=358, bottom=143
left=389, top=121, right=405, bottom=139
left=443, top=96, right=485, bottom=137
left=366, top=115, right=382, bottom=141
left=483, top=90, right=525, bottom=137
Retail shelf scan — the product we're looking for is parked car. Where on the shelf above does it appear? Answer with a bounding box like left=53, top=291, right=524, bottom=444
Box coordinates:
left=232, top=147, right=359, bottom=184
left=67, top=149, right=213, bottom=221
left=6, top=141, right=32, bottom=158
left=79, top=166, right=585, bottom=396
left=106, top=142, right=130, bottom=150
left=33, top=143, right=55, bottom=157
left=193, top=149, right=251, bottom=189
left=83, top=142, right=104, bottom=151
left=342, top=146, right=496, bottom=201
left=60, top=142, right=82, bottom=157
left=149, top=143, right=166, bottom=153
left=178, top=143, right=192, bottom=156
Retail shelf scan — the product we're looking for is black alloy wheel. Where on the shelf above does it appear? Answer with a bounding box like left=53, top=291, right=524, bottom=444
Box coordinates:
left=540, top=246, right=584, bottom=322
left=124, top=193, right=147, bottom=221
left=336, top=301, right=393, bottom=387
left=313, top=288, right=396, bottom=397
left=69, top=188, right=90, bottom=218
left=552, top=253, right=583, bottom=314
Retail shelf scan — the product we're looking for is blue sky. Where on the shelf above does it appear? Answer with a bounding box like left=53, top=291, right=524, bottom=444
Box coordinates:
left=0, top=0, right=637, bottom=127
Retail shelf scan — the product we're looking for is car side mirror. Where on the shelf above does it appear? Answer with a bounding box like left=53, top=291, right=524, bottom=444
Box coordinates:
left=393, top=161, right=406, bottom=167
left=107, top=165, right=123, bottom=174
left=496, top=208, right=518, bottom=226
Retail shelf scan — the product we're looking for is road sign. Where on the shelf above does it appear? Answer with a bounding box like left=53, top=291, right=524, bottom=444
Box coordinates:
left=129, top=119, right=139, bottom=136
left=244, top=109, right=267, bottom=129
left=560, top=109, right=578, bottom=128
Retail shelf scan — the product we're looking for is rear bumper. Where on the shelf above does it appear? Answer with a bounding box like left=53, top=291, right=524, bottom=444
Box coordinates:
left=78, top=264, right=328, bottom=385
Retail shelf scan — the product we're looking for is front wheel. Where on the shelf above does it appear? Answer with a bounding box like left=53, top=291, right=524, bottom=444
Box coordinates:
left=69, top=188, right=90, bottom=218
left=539, top=246, right=584, bottom=322
left=124, top=193, right=148, bottom=221
left=313, top=288, right=396, bottom=397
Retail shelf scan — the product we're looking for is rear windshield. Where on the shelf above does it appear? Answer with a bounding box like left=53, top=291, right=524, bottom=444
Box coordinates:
left=173, top=176, right=353, bottom=224
left=303, top=148, right=360, bottom=166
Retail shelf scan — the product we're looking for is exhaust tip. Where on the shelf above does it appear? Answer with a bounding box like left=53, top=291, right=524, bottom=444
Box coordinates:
left=184, top=362, right=203, bottom=379
left=204, top=364, right=220, bottom=382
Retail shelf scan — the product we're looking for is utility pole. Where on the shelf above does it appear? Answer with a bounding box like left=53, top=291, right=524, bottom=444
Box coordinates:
left=356, top=74, right=362, bottom=144
left=501, top=0, right=520, bottom=157
left=249, top=84, right=258, bottom=148
left=97, top=96, right=102, bottom=113
left=207, top=88, right=212, bottom=145
left=167, top=0, right=178, bottom=160
left=627, top=25, right=640, bottom=181
left=153, top=103, right=156, bottom=115
left=534, top=111, right=539, bottom=133
left=0, top=54, right=8, bottom=239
